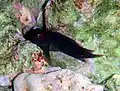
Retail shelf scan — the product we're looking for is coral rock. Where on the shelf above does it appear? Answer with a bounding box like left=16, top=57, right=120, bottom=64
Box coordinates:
left=13, top=68, right=103, bottom=91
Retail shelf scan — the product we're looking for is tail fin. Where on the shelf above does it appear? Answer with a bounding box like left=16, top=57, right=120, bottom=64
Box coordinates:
left=79, top=53, right=103, bottom=59
left=79, top=54, right=103, bottom=62
left=92, top=54, right=103, bottom=58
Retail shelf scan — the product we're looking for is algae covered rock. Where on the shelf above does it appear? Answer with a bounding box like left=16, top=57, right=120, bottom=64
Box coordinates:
left=0, top=0, right=120, bottom=90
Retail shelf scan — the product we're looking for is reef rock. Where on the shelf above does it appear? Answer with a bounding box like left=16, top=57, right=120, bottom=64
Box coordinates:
left=13, top=67, right=103, bottom=91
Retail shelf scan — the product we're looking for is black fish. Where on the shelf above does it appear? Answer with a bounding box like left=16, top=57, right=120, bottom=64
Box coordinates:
left=23, top=27, right=102, bottom=63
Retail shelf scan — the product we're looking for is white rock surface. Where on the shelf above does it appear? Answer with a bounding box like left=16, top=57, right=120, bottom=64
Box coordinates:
left=13, top=67, right=103, bottom=91
left=0, top=76, right=10, bottom=86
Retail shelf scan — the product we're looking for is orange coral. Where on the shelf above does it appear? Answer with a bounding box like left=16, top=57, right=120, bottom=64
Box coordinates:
left=28, top=51, right=48, bottom=74
left=74, top=0, right=84, bottom=9
left=32, top=51, right=48, bottom=63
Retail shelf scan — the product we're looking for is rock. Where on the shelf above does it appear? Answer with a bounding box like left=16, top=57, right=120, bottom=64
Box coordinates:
left=0, top=76, right=10, bottom=86
left=0, top=76, right=11, bottom=91
left=13, top=67, right=103, bottom=91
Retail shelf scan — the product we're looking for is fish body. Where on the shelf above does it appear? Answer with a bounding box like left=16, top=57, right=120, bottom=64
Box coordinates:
left=23, top=27, right=101, bottom=62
